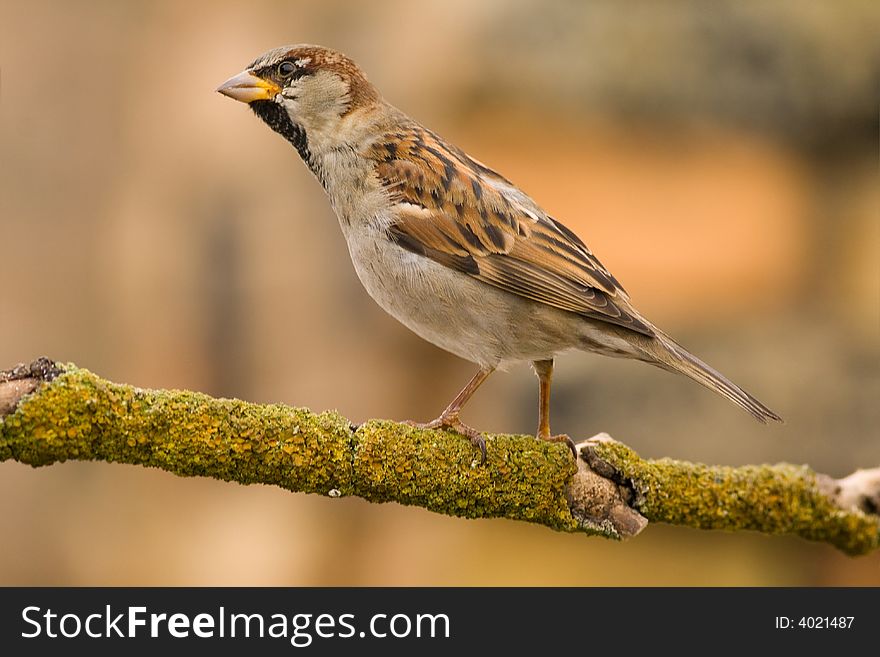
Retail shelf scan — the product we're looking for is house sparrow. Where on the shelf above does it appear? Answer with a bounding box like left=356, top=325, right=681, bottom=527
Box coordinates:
left=217, top=45, right=781, bottom=462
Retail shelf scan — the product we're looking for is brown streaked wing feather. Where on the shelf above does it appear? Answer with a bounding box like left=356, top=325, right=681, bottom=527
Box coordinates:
left=369, top=122, right=654, bottom=337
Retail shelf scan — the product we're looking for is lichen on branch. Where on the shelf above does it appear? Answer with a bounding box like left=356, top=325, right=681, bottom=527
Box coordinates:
left=0, top=362, right=580, bottom=532
left=583, top=438, right=879, bottom=556
left=1, top=360, right=877, bottom=556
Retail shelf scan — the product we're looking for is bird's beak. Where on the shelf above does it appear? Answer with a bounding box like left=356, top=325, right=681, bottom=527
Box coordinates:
left=216, top=70, right=280, bottom=103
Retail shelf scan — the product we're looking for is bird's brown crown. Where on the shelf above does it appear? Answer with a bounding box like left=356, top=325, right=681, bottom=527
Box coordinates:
left=250, top=44, right=379, bottom=113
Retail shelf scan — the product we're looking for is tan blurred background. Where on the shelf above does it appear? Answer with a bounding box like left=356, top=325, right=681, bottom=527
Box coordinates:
left=1, top=0, right=878, bottom=585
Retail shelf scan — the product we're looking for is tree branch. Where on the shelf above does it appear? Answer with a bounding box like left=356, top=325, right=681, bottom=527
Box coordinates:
left=1, top=359, right=877, bottom=556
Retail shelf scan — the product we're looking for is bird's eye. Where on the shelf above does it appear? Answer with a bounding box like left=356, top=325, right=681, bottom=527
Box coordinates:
left=277, top=61, right=297, bottom=78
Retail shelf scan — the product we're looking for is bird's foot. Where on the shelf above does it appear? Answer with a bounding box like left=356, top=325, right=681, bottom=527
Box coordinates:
left=405, top=414, right=487, bottom=464
left=538, top=432, right=578, bottom=460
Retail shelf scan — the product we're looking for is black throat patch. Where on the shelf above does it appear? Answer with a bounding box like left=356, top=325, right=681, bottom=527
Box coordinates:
left=250, top=100, right=312, bottom=167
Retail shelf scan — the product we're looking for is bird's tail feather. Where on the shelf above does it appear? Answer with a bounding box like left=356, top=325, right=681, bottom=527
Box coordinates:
left=644, top=332, right=783, bottom=424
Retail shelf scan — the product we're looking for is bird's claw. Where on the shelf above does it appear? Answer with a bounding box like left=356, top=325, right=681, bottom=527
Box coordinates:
left=405, top=416, right=487, bottom=464
left=539, top=432, right=578, bottom=460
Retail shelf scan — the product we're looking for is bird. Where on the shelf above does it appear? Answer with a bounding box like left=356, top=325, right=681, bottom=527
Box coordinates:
left=217, top=44, right=782, bottom=462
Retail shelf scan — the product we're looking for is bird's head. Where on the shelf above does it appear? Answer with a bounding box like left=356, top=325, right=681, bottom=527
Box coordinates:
left=217, top=45, right=379, bottom=155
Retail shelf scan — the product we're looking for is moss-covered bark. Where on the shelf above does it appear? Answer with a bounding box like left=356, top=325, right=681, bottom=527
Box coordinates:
left=586, top=440, right=879, bottom=556
left=1, top=362, right=877, bottom=555
left=0, top=365, right=578, bottom=531
left=353, top=420, right=577, bottom=530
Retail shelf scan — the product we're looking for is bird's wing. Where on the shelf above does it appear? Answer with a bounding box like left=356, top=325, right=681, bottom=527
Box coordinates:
left=368, top=122, right=654, bottom=336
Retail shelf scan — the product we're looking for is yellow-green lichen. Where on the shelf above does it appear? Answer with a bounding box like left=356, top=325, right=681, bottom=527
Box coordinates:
left=591, top=441, right=880, bottom=556
left=351, top=419, right=579, bottom=530
left=3, top=364, right=877, bottom=554
left=0, top=366, right=353, bottom=496
left=0, top=365, right=578, bottom=531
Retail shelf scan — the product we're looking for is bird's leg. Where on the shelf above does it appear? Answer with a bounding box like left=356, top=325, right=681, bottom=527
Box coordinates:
left=407, top=367, right=494, bottom=462
left=533, top=359, right=577, bottom=459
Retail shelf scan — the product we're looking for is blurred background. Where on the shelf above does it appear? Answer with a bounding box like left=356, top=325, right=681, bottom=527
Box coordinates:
left=1, top=0, right=878, bottom=585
